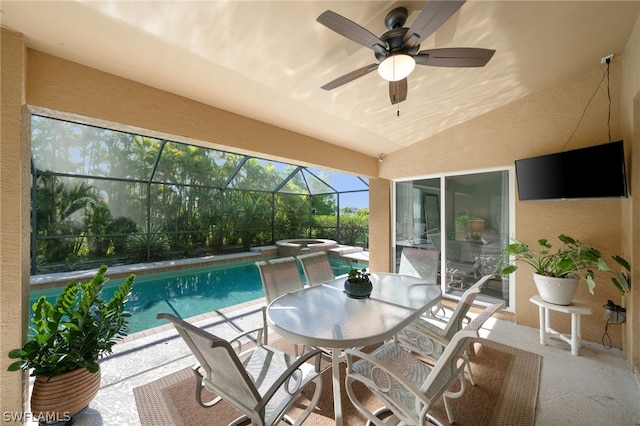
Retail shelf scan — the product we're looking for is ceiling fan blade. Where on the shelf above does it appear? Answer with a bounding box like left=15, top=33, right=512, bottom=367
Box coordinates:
left=414, top=48, right=495, bottom=67
left=321, top=63, right=379, bottom=91
left=317, top=10, right=387, bottom=54
left=403, top=1, right=466, bottom=49
left=389, top=79, right=408, bottom=105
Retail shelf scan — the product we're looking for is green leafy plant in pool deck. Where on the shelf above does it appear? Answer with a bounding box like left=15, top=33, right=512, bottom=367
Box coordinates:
left=499, top=234, right=630, bottom=295
left=347, top=268, right=370, bottom=283
left=8, top=265, right=135, bottom=377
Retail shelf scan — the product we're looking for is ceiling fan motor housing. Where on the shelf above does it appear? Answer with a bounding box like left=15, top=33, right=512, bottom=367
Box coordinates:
left=375, top=28, right=420, bottom=61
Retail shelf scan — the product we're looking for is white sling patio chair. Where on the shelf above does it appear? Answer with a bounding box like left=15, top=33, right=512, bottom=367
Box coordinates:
left=296, top=251, right=362, bottom=362
left=396, top=273, right=492, bottom=361
left=396, top=302, right=504, bottom=424
left=398, top=247, right=445, bottom=319
left=420, top=272, right=493, bottom=327
left=398, top=247, right=440, bottom=283
left=394, top=274, right=492, bottom=421
left=255, top=257, right=305, bottom=345
left=345, top=329, right=479, bottom=426
left=296, top=251, right=335, bottom=286
left=157, top=313, right=323, bottom=426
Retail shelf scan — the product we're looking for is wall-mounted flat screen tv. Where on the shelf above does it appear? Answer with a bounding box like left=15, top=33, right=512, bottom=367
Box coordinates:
left=515, top=140, right=628, bottom=201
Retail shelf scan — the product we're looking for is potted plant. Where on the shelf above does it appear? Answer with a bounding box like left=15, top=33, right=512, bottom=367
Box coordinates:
left=7, top=265, right=135, bottom=419
left=344, top=268, right=372, bottom=299
left=499, top=234, right=630, bottom=305
left=455, top=209, right=485, bottom=240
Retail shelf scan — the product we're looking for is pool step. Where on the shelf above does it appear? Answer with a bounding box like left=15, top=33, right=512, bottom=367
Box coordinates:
left=327, top=245, right=369, bottom=266
left=328, top=245, right=362, bottom=255
left=341, top=251, right=370, bottom=263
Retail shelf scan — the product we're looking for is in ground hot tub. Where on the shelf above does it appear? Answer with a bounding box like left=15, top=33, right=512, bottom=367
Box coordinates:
left=275, top=239, right=337, bottom=257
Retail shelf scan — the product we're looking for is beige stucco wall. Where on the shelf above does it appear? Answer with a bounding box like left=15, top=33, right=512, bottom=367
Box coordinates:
left=1, top=27, right=30, bottom=417
left=620, top=12, right=640, bottom=371
left=380, top=54, right=633, bottom=348
left=26, top=50, right=379, bottom=179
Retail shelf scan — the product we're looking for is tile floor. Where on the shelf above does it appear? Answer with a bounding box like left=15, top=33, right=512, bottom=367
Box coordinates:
left=53, top=300, right=640, bottom=425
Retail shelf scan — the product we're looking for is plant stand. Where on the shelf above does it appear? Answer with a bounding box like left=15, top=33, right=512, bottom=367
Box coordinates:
left=529, top=295, right=592, bottom=355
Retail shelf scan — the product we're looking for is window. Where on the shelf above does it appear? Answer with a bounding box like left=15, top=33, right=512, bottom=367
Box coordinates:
left=394, top=168, right=513, bottom=307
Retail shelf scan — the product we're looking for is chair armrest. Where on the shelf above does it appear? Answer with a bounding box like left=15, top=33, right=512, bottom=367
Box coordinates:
left=228, top=327, right=265, bottom=356
left=255, top=348, right=323, bottom=412
left=426, top=303, right=454, bottom=323
left=427, top=304, right=476, bottom=326
left=406, top=320, right=451, bottom=347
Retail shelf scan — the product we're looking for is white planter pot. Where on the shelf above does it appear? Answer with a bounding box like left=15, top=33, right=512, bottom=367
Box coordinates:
left=533, top=273, right=579, bottom=305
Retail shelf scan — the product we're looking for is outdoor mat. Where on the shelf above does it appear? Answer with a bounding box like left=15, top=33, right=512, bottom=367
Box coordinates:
left=134, top=338, right=541, bottom=425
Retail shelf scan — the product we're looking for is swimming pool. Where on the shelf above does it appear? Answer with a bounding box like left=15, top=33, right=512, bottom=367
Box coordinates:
left=29, top=257, right=367, bottom=335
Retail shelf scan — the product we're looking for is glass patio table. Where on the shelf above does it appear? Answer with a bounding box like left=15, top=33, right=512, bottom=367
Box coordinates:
left=266, top=272, right=441, bottom=426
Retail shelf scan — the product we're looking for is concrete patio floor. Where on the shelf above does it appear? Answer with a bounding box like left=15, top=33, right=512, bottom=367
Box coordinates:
left=46, top=299, right=640, bottom=425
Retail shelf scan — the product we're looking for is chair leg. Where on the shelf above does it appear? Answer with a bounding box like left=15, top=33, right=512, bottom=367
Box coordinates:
left=442, top=370, right=470, bottom=424
left=261, top=306, right=269, bottom=345
left=443, top=396, right=455, bottom=424
left=228, top=416, right=251, bottom=426
left=368, top=407, right=403, bottom=426
left=463, top=352, right=476, bottom=386
left=427, top=413, right=445, bottom=426
left=282, top=414, right=295, bottom=425
left=192, top=367, right=223, bottom=408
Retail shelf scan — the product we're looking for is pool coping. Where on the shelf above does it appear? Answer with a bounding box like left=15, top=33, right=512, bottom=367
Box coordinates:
left=30, top=247, right=279, bottom=290
left=118, top=297, right=267, bottom=343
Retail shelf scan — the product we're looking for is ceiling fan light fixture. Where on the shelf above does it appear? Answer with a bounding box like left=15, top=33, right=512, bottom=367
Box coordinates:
left=377, top=54, right=416, bottom=81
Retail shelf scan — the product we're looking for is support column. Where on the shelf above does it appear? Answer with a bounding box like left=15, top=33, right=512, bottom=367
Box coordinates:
left=0, top=27, right=30, bottom=418
left=368, top=177, right=391, bottom=272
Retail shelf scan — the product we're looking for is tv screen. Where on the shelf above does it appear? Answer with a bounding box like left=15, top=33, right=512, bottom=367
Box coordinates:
left=515, top=140, right=628, bottom=201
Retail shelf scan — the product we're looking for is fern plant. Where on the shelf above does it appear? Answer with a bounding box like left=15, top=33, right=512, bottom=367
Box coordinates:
left=8, top=265, right=134, bottom=377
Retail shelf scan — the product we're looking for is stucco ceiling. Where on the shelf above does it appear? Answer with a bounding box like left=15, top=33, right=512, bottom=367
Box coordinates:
left=2, top=1, right=639, bottom=158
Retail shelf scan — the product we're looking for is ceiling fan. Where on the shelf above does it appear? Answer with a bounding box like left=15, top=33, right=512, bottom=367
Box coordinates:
left=317, top=1, right=495, bottom=105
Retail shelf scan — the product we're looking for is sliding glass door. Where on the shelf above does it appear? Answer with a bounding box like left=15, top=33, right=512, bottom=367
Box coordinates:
left=394, top=168, right=513, bottom=307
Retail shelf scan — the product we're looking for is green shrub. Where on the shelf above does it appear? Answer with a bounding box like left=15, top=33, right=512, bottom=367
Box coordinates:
left=125, top=230, right=170, bottom=262
left=8, top=266, right=134, bottom=376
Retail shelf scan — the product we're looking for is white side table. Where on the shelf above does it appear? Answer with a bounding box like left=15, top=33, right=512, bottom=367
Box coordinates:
left=529, top=295, right=593, bottom=355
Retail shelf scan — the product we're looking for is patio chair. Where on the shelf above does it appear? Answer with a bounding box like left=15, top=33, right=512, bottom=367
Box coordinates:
left=345, top=328, right=479, bottom=426
left=396, top=302, right=504, bottom=424
left=424, top=271, right=494, bottom=327
left=398, top=247, right=445, bottom=319
left=157, top=313, right=323, bottom=426
left=296, top=251, right=335, bottom=286
left=255, top=257, right=305, bottom=345
left=296, top=251, right=365, bottom=361
left=397, top=274, right=492, bottom=357
left=394, top=274, right=492, bottom=415
left=398, top=247, right=440, bottom=283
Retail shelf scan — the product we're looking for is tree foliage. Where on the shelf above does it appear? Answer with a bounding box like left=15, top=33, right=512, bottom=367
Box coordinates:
left=31, top=116, right=368, bottom=273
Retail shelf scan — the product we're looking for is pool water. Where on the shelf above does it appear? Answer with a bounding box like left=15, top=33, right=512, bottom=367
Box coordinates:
left=29, top=257, right=366, bottom=335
